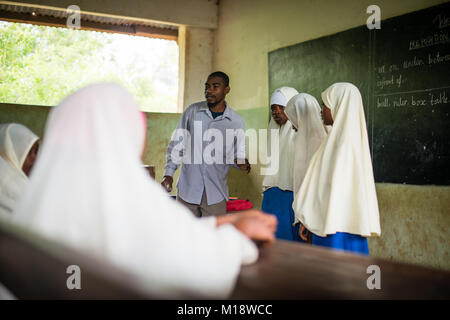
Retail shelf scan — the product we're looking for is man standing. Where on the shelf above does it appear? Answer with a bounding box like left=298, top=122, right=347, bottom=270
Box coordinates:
left=161, top=71, right=250, bottom=217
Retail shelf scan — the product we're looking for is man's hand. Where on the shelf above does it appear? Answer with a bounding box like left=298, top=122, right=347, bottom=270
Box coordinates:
left=161, top=176, right=173, bottom=192
left=235, top=158, right=251, bottom=174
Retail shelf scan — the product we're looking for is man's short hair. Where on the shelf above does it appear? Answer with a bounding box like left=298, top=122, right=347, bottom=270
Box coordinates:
left=207, top=71, right=229, bottom=87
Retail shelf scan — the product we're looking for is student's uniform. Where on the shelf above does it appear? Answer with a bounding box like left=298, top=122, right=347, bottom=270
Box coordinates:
left=284, top=93, right=326, bottom=242
left=12, top=84, right=258, bottom=299
left=261, top=87, right=301, bottom=241
left=284, top=93, right=327, bottom=198
left=0, top=123, right=38, bottom=217
left=292, top=83, right=381, bottom=255
left=164, top=101, right=246, bottom=217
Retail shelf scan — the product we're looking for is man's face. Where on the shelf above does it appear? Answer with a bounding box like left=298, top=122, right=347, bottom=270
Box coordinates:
left=204, top=76, right=229, bottom=107
left=271, top=104, right=288, bottom=125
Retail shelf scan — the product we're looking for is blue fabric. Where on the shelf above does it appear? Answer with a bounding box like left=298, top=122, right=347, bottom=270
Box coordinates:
left=312, top=232, right=369, bottom=255
left=262, top=187, right=303, bottom=242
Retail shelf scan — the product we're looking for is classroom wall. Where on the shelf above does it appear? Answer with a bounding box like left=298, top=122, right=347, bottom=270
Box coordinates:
left=183, top=27, right=215, bottom=106
left=214, top=0, right=448, bottom=111
left=214, top=0, right=450, bottom=271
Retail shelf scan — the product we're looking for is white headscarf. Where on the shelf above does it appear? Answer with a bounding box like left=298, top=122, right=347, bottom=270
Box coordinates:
left=0, top=123, right=38, bottom=216
left=284, top=93, right=327, bottom=195
left=262, top=87, right=298, bottom=191
left=293, top=83, right=381, bottom=237
left=12, top=83, right=258, bottom=299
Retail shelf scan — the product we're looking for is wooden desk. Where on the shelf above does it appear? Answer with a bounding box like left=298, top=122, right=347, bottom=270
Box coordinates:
left=231, top=240, right=450, bottom=299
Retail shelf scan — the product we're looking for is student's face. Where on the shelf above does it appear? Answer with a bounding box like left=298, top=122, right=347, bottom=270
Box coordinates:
left=22, top=140, right=39, bottom=177
left=204, top=76, right=229, bottom=107
left=321, top=104, right=334, bottom=125
left=270, top=104, right=288, bottom=125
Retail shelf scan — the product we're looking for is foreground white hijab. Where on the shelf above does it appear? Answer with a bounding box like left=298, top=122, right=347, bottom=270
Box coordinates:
left=293, top=83, right=381, bottom=237
left=12, top=83, right=257, bottom=298
left=262, top=87, right=298, bottom=191
left=0, top=123, right=38, bottom=216
left=284, top=93, right=327, bottom=195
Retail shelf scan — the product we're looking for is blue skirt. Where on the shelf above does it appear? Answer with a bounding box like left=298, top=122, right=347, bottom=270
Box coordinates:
left=262, top=187, right=303, bottom=242
left=312, top=232, right=369, bottom=255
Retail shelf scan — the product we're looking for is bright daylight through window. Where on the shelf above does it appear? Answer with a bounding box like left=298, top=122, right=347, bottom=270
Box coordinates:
left=0, top=21, right=179, bottom=112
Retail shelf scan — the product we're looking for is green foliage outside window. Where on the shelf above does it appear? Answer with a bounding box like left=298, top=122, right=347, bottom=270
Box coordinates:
left=0, top=21, right=179, bottom=112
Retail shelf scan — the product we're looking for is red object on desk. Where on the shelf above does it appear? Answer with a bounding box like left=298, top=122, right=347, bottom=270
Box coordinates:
left=226, top=199, right=253, bottom=212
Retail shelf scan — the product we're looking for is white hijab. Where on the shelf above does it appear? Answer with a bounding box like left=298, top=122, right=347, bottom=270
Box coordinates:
left=0, top=123, right=38, bottom=216
left=284, top=93, right=327, bottom=195
left=293, top=83, right=381, bottom=237
left=262, top=87, right=298, bottom=191
left=12, top=83, right=258, bottom=299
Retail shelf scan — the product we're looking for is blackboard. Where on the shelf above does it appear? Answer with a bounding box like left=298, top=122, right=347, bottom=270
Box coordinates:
left=269, top=2, right=450, bottom=185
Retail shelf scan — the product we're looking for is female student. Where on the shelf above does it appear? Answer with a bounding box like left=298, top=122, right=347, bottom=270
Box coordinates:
left=284, top=93, right=327, bottom=197
left=261, top=86, right=300, bottom=241
left=12, top=83, right=277, bottom=299
left=293, top=83, right=381, bottom=254
left=0, top=123, right=39, bottom=216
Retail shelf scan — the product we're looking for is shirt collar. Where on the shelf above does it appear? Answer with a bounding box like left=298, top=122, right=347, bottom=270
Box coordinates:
left=199, top=101, right=233, bottom=120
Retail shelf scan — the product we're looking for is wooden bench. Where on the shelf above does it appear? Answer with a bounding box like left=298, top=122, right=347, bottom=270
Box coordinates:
left=3, top=216, right=449, bottom=299
left=0, top=218, right=153, bottom=299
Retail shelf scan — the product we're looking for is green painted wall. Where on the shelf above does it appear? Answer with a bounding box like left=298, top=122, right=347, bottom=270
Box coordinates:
left=0, top=104, right=50, bottom=138
left=227, top=107, right=269, bottom=205
left=141, top=112, right=180, bottom=194
left=369, top=184, right=450, bottom=271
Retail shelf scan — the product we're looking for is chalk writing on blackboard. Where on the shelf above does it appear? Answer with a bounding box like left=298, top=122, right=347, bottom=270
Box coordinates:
left=409, top=30, right=449, bottom=50
left=433, top=13, right=450, bottom=29
left=376, top=88, right=449, bottom=108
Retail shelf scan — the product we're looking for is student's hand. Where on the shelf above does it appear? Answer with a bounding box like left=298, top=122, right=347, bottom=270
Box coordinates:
left=161, top=176, right=173, bottom=192
left=299, top=224, right=311, bottom=242
left=225, top=210, right=277, bottom=246
left=235, top=210, right=277, bottom=232
left=233, top=215, right=276, bottom=246
left=216, top=210, right=277, bottom=232
left=234, top=158, right=251, bottom=174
